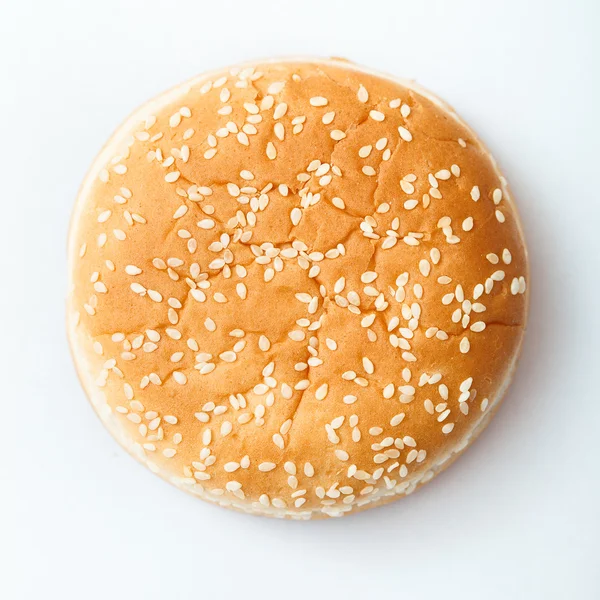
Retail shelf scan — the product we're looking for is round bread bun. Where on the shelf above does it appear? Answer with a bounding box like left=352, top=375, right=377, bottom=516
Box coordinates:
left=68, top=57, right=528, bottom=519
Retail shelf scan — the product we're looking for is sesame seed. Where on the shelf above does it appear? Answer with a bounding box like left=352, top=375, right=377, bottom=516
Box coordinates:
left=310, top=96, right=328, bottom=107
left=259, top=462, right=276, bottom=472
left=331, top=416, right=345, bottom=429
left=359, top=145, right=372, bottom=159
left=315, top=383, right=328, bottom=400
left=322, top=111, right=335, bottom=124
left=362, top=166, right=376, bottom=176
left=335, top=449, right=349, bottom=461
left=268, top=81, right=285, bottom=94
left=398, top=126, right=412, bottom=142
left=390, top=413, right=405, bottom=426
left=273, top=103, right=287, bottom=119
left=165, top=171, right=180, bottom=183
left=290, top=208, right=302, bottom=226
left=172, top=371, right=187, bottom=385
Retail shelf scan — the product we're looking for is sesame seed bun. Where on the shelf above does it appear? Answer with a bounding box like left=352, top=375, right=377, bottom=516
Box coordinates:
left=67, top=57, right=528, bottom=519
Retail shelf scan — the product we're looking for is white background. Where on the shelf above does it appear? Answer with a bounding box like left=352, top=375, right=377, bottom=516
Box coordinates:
left=2, top=1, right=599, bottom=598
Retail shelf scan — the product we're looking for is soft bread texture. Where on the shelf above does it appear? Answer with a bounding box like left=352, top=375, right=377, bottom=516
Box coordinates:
left=68, top=58, right=528, bottom=519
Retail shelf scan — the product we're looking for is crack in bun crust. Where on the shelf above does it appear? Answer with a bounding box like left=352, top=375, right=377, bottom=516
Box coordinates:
left=67, top=58, right=528, bottom=519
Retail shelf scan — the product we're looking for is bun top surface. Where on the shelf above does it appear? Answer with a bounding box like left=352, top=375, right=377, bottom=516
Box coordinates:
left=68, top=59, right=528, bottom=518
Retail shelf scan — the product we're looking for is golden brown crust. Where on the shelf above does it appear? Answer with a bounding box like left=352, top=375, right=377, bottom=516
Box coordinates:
left=68, top=58, right=528, bottom=518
